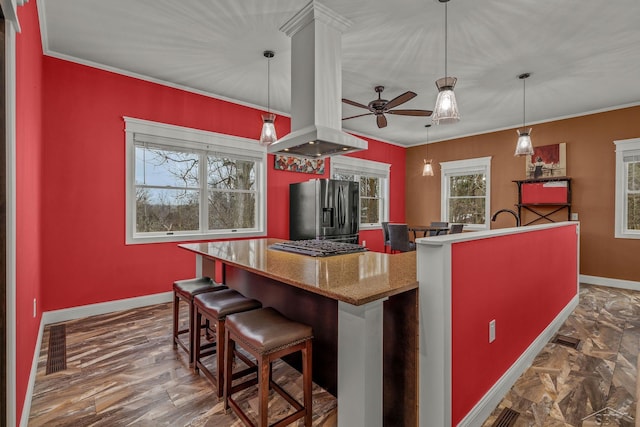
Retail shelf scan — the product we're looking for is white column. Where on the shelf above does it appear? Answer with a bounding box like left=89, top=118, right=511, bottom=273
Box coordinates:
left=337, top=298, right=387, bottom=427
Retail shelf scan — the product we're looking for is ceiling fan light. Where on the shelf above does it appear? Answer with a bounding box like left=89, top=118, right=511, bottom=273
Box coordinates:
left=432, top=77, right=460, bottom=125
left=514, top=128, right=533, bottom=156
left=259, top=113, right=277, bottom=146
left=422, top=159, right=434, bottom=176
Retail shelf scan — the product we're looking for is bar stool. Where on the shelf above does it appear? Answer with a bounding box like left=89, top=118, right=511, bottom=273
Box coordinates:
left=193, top=289, right=262, bottom=398
left=224, top=307, right=313, bottom=427
left=173, top=277, right=227, bottom=365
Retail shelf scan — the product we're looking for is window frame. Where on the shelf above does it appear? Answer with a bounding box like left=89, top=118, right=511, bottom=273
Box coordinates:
left=440, top=156, right=492, bottom=231
left=330, top=156, right=390, bottom=230
left=614, top=137, right=640, bottom=239
left=125, top=117, right=267, bottom=244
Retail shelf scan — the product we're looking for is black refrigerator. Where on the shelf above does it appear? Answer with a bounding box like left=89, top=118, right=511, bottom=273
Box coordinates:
left=289, top=179, right=359, bottom=243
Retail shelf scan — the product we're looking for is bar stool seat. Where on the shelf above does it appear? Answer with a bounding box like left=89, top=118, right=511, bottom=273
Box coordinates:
left=193, top=289, right=262, bottom=398
left=224, top=307, right=313, bottom=427
left=173, top=277, right=227, bottom=365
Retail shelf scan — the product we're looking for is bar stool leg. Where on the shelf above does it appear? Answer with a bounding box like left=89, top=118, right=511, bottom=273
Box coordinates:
left=224, top=329, right=234, bottom=413
left=193, top=308, right=202, bottom=374
left=173, top=293, right=180, bottom=349
left=215, top=318, right=225, bottom=398
left=303, top=340, right=312, bottom=426
left=259, top=357, right=269, bottom=427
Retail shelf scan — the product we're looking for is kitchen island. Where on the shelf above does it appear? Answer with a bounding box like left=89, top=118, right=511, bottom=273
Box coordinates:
left=179, top=238, right=418, bottom=427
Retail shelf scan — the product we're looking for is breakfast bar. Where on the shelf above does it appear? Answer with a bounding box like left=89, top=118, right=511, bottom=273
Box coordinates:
left=179, top=238, right=419, bottom=427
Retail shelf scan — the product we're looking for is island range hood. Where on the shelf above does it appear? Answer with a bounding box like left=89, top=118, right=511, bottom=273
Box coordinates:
left=268, top=1, right=367, bottom=158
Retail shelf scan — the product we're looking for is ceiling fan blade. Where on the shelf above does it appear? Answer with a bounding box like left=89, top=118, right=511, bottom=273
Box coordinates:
left=376, top=114, right=387, bottom=128
left=342, top=98, right=371, bottom=110
left=342, top=112, right=374, bottom=120
left=387, top=109, right=433, bottom=117
left=384, top=91, right=417, bottom=110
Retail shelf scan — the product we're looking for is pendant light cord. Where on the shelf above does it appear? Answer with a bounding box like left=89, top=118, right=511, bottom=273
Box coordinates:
left=267, top=55, right=271, bottom=113
left=444, top=2, right=448, bottom=80
left=522, top=76, right=526, bottom=130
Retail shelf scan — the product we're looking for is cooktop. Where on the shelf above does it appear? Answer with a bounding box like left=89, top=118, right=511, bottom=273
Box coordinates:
left=269, top=239, right=367, bottom=257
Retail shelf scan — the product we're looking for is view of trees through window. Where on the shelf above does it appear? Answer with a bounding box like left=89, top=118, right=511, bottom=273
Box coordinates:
left=333, top=173, right=381, bottom=225
left=627, top=161, right=640, bottom=230
left=448, top=173, right=486, bottom=224
left=135, top=146, right=256, bottom=234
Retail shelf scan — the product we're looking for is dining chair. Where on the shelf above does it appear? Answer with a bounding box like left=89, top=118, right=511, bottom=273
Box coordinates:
left=429, top=221, right=449, bottom=236
left=450, top=223, right=464, bottom=234
left=388, top=224, right=416, bottom=253
left=381, top=222, right=391, bottom=253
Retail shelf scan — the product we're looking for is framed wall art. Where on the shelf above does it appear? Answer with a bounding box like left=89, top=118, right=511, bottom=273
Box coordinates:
left=274, top=155, right=325, bottom=174
left=526, top=142, right=567, bottom=179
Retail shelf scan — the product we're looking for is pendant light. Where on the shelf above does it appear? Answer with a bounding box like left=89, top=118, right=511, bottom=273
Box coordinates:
left=514, top=72, right=534, bottom=156
left=422, top=124, right=434, bottom=176
left=259, top=50, right=277, bottom=146
left=432, top=0, right=460, bottom=125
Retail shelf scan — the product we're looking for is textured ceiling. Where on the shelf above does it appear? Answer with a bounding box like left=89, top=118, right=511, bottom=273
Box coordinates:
left=38, top=0, right=640, bottom=145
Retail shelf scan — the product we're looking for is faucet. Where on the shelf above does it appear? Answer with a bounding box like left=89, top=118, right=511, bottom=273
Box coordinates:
left=491, top=209, right=521, bottom=227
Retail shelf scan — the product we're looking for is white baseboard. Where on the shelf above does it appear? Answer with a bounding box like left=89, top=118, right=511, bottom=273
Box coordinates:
left=41, top=292, right=173, bottom=325
left=20, top=292, right=173, bottom=427
left=580, top=275, right=640, bottom=292
left=458, top=294, right=579, bottom=427
left=19, top=320, right=45, bottom=427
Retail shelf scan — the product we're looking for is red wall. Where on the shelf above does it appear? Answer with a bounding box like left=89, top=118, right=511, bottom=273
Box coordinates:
left=450, top=225, right=578, bottom=424
left=15, top=0, right=44, bottom=421
left=13, top=3, right=406, bottom=420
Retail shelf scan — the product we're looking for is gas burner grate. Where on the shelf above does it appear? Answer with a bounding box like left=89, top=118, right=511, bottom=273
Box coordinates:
left=269, top=239, right=367, bottom=257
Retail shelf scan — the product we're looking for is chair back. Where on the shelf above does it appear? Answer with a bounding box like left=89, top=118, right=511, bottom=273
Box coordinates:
left=381, top=222, right=390, bottom=245
left=429, top=221, right=449, bottom=236
left=450, top=223, right=464, bottom=234
left=388, top=224, right=416, bottom=252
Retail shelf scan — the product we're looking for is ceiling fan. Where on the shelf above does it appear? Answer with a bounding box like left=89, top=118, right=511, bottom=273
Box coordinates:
left=342, top=86, right=433, bottom=128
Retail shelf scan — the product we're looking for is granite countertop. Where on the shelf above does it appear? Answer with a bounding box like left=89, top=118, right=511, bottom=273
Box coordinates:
left=179, top=238, right=418, bottom=306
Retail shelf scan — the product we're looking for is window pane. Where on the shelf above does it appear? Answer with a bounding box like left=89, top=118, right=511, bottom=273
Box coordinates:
left=360, top=176, right=379, bottom=198
left=334, top=173, right=355, bottom=181
left=136, top=188, right=199, bottom=232
left=361, top=198, right=380, bottom=224
left=449, top=174, right=486, bottom=197
left=448, top=197, right=485, bottom=224
left=628, top=194, right=640, bottom=230
left=208, top=157, right=256, bottom=190
left=209, top=192, right=256, bottom=229
left=135, top=146, right=199, bottom=187
left=628, top=162, right=640, bottom=191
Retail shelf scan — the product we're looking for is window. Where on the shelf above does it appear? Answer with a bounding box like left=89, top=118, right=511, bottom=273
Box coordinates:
left=440, top=157, right=491, bottom=231
left=615, top=138, right=640, bottom=239
left=331, top=156, right=390, bottom=229
left=125, top=117, right=266, bottom=244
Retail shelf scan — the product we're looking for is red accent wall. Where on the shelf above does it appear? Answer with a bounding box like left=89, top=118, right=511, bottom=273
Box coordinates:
left=15, top=0, right=44, bottom=421
left=38, top=59, right=405, bottom=310
left=450, top=225, right=578, bottom=424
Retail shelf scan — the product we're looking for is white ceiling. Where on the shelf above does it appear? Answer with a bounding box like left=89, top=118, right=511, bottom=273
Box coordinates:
left=37, top=0, right=640, bottom=146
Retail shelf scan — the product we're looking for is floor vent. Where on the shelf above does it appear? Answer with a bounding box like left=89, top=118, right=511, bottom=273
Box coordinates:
left=491, top=407, right=520, bottom=427
left=552, top=334, right=581, bottom=349
left=46, top=324, right=67, bottom=374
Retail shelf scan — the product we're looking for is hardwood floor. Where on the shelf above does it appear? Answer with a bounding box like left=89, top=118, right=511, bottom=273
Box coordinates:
left=28, top=302, right=337, bottom=426
left=28, top=284, right=638, bottom=426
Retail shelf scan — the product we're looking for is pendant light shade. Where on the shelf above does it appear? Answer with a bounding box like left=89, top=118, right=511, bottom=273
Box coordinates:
left=514, top=73, right=534, bottom=156
left=432, top=0, right=460, bottom=125
left=422, top=159, right=434, bottom=177
left=260, top=50, right=277, bottom=147
left=422, top=123, right=434, bottom=176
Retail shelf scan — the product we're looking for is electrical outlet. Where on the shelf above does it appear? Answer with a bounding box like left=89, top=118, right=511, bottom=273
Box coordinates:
left=571, top=213, right=579, bottom=221
left=33, top=298, right=37, bottom=318
left=489, top=319, right=496, bottom=343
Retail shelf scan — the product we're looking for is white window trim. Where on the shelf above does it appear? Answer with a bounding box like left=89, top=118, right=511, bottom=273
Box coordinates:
left=614, top=137, right=640, bottom=239
left=440, top=156, right=492, bottom=231
left=124, top=117, right=267, bottom=244
left=331, top=156, right=390, bottom=230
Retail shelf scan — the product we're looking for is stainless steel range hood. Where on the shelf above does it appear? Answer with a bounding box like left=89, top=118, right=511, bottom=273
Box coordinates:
left=268, top=1, right=367, bottom=158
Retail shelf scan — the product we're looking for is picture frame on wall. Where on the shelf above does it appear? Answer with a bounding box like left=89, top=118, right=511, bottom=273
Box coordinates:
left=274, top=154, right=325, bottom=174
left=526, top=142, right=567, bottom=179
